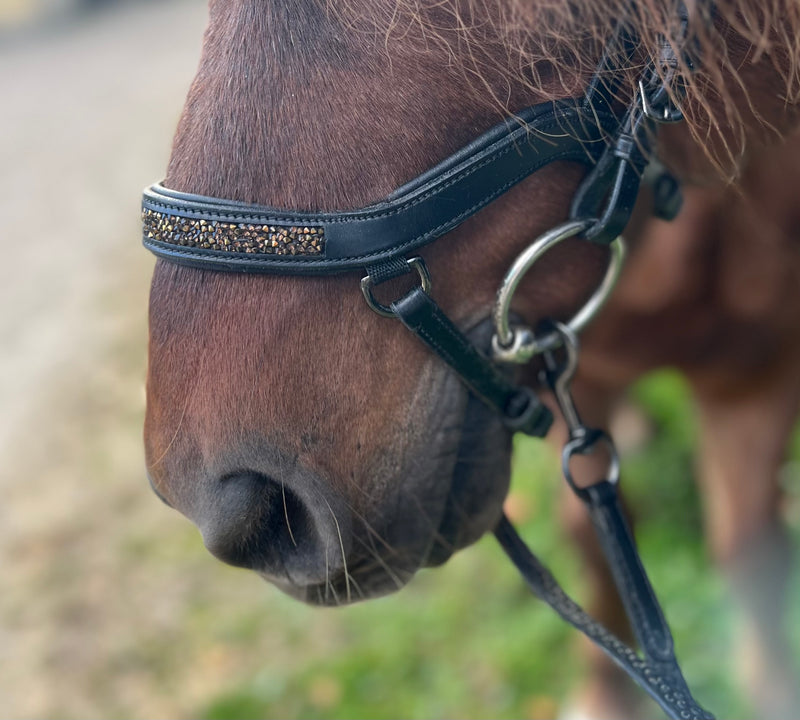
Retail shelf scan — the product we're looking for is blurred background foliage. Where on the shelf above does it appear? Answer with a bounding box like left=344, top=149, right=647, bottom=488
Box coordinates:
left=1, top=1, right=798, bottom=718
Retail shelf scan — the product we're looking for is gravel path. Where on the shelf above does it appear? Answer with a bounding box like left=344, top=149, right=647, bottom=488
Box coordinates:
left=0, top=0, right=204, bottom=461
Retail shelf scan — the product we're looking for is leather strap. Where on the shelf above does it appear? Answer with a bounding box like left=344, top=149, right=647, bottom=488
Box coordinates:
left=571, top=2, right=692, bottom=244
left=495, top=514, right=715, bottom=720
left=585, top=480, right=675, bottom=661
left=387, top=284, right=713, bottom=718
left=391, top=287, right=553, bottom=437
left=570, top=103, right=653, bottom=243
left=142, top=101, right=619, bottom=274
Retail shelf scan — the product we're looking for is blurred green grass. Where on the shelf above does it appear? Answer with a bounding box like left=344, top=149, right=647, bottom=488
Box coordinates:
left=191, top=370, right=800, bottom=720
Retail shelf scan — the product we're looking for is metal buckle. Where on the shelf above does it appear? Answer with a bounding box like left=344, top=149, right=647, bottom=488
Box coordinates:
left=491, top=220, right=626, bottom=363
left=360, top=256, right=432, bottom=318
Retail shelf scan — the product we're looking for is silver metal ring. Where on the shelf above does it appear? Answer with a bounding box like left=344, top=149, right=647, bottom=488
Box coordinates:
left=492, top=219, right=626, bottom=363
left=360, top=256, right=432, bottom=318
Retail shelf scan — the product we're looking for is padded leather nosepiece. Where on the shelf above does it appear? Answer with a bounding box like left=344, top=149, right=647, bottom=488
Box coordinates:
left=143, top=100, right=619, bottom=275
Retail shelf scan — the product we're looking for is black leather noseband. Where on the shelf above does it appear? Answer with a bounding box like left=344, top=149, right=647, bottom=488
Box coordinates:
left=143, top=100, right=620, bottom=274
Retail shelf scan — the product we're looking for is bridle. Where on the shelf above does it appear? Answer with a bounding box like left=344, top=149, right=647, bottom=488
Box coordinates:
left=142, top=5, right=716, bottom=718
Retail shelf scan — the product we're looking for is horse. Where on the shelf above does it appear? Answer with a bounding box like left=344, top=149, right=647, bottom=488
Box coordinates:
left=142, top=1, right=800, bottom=717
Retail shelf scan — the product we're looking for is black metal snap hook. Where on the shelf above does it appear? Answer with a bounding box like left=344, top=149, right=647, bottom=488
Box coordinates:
left=562, top=427, right=621, bottom=501
left=539, top=320, right=622, bottom=499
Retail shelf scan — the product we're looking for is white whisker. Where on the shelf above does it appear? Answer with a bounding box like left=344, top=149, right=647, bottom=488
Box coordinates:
left=323, top=497, right=352, bottom=603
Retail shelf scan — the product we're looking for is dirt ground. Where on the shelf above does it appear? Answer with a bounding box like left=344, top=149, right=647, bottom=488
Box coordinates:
left=0, top=3, right=298, bottom=716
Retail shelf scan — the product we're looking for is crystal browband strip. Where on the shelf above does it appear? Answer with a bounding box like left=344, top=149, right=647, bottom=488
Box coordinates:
left=142, top=208, right=324, bottom=256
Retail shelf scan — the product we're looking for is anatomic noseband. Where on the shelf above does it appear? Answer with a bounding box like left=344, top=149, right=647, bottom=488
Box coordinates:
left=143, top=5, right=715, bottom=718
left=143, top=99, right=619, bottom=274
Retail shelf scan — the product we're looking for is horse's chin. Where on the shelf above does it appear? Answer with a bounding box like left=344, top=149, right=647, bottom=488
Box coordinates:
left=271, top=339, right=513, bottom=607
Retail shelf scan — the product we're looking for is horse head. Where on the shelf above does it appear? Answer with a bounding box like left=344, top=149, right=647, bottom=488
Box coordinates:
left=144, top=0, right=800, bottom=605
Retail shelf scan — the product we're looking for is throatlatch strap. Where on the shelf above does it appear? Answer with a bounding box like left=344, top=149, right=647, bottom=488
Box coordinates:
left=495, top=514, right=714, bottom=720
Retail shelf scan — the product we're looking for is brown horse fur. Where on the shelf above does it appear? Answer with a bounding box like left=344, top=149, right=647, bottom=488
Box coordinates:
left=145, top=0, right=800, bottom=715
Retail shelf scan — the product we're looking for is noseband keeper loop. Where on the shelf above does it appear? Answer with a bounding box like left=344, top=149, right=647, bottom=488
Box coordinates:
left=492, top=220, right=626, bottom=364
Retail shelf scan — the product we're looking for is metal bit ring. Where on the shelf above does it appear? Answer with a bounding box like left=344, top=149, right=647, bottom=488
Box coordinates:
left=492, top=220, right=626, bottom=363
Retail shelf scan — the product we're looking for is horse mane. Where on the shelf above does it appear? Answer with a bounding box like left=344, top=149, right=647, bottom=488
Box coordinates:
left=329, top=0, right=800, bottom=179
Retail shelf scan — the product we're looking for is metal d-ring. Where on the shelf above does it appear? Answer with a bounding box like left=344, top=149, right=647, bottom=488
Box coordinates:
left=360, top=256, right=432, bottom=318
left=492, top=219, right=626, bottom=364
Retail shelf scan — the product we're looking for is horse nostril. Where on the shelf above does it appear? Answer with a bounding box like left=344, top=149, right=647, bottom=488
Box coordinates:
left=196, top=470, right=350, bottom=585
left=203, top=471, right=306, bottom=567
